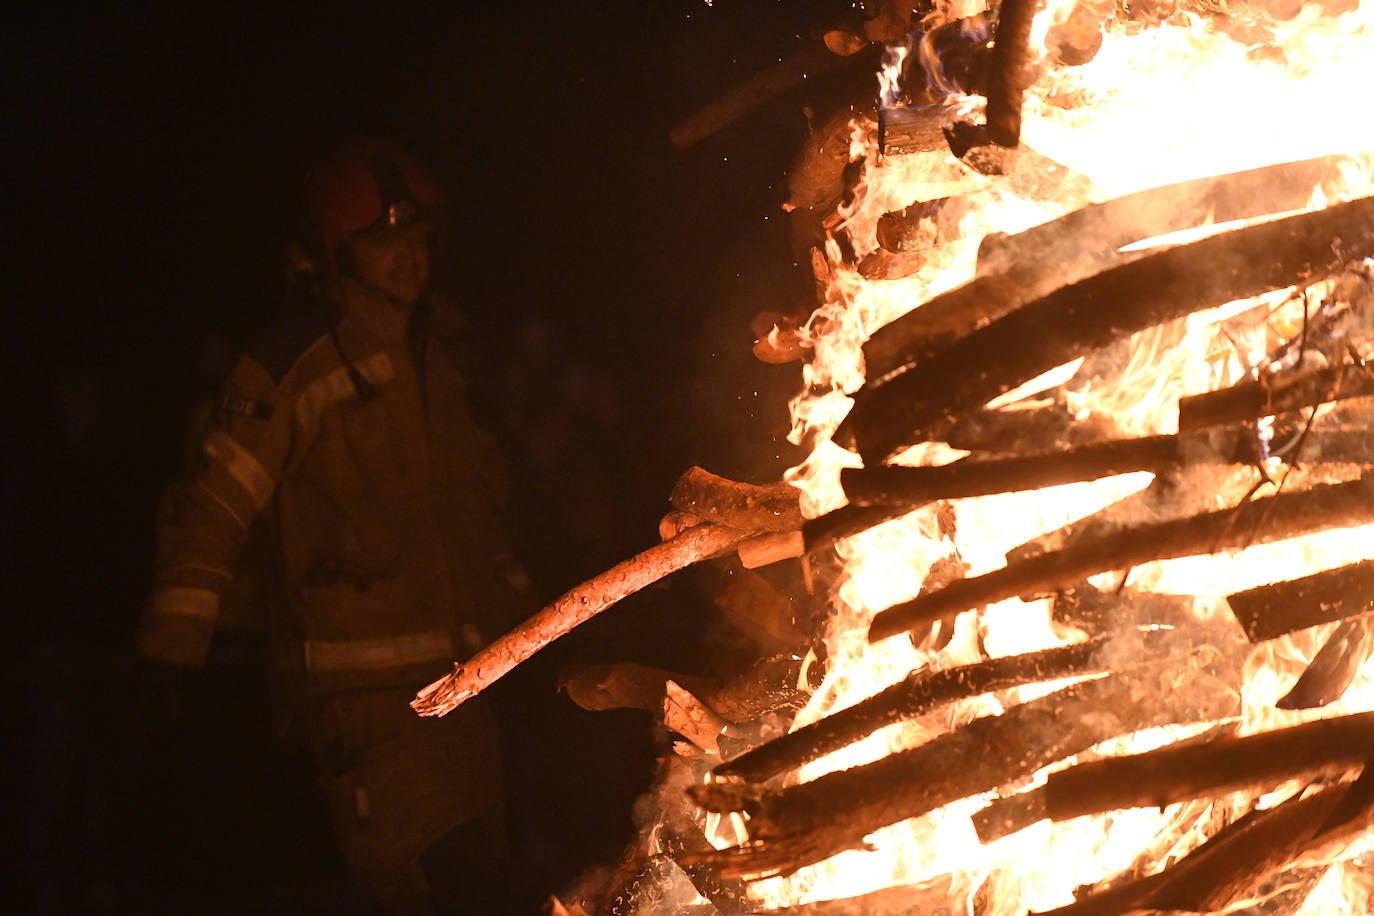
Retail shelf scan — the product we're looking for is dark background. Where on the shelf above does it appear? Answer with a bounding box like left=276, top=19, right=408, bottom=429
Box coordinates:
left=4, top=2, right=874, bottom=912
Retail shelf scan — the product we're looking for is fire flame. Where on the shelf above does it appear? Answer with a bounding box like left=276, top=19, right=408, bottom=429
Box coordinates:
left=735, top=0, right=1374, bottom=911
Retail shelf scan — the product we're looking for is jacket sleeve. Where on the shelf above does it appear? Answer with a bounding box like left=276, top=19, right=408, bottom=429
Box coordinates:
left=138, top=355, right=294, bottom=667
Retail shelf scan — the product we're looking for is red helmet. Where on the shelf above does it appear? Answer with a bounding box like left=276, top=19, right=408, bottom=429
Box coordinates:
left=305, top=137, right=448, bottom=263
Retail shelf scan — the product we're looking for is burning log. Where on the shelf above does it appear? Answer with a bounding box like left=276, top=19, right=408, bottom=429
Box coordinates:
left=843, top=433, right=1195, bottom=508
left=1051, top=583, right=1200, bottom=636
left=861, top=154, right=1367, bottom=388
left=869, top=473, right=1374, bottom=643
left=687, top=658, right=1237, bottom=879
left=412, top=523, right=746, bottom=716
left=1039, top=770, right=1374, bottom=916
left=714, top=634, right=1146, bottom=784
left=841, top=194, right=1374, bottom=461
left=983, top=0, right=1037, bottom=147
left=1178, top=363, right=1374, bottom=431
left=1278, top=617, right=1374, bottom=710
left=1039, top=710, right=1374, bottom=824
left=973, top=720, right=1243, bottom=842
left=1227, top=558, right=1374, bottom=642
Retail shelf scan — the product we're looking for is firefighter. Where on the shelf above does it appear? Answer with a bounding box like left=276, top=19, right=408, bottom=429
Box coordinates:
left=138, top=137, right=529, bottom=914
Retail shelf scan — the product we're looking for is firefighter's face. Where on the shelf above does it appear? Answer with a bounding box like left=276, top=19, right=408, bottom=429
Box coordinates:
left=345, top=224, right=431, bottom=307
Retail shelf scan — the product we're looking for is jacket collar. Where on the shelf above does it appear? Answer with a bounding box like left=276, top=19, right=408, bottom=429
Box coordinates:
left=336, top=275, right=414, bottom=346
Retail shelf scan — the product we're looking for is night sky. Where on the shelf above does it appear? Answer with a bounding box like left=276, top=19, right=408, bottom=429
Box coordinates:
left=7, top=2, right=872, bottom=911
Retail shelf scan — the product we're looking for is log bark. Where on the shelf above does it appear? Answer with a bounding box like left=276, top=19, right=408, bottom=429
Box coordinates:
left=687, top=659, right=1238, bottom=879
left=842, top=433, right=1187, bottom=508
left=868, top=474, right=1374, bottom=643
left=412, top=523, right=746, bottom=716
left=1227, top=558, right=1374, bottom=642
left=1178, top=363, right=1374, bottom=431
left=1041, top=711, right=1374, bottom=824
left=1278, top=616, right=1374, bottom=710
left=842, top=194, right=1374, bottom=461
left=863, top=153, right=1361, bottom=384
left=714, top=634, right=1128, bottom=783
left=983, top=0, right=1037, bottom=147
left=974, top=720, right=1242, bottom=842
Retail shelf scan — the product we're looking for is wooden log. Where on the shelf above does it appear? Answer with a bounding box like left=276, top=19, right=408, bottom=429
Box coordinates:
left=412, top=523, right=746, bottom=717
left=1041, top=711, right=1374, bottom=823
left=670, top=466, right=804, bottom=534
left=686, top=659, right=1237, bottom=879
left=840, top=194, right=1374, bottom=461
left=973, top=720, right=1243, bottom=842
left=868, top=474, right=1374, bottom=643
left=841, top=433, right=1188, bottom=508
left=1178, top=363, right=1374, bottom=431
left=1227, top=558, right=1374, bottom=642
left=864, top=153, right=1361, bottom=384
left=714, top=634, right=1136, bottom=783
left=1039, top=772, right=1374, bottom=916
left=941, top=404, right=1121, bottom=454
left=983, top=0, right=1037, bottom=147
left=1277, top=616, right=1374, bottom=710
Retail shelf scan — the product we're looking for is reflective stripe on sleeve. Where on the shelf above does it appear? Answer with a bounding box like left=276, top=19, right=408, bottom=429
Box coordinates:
left=148, top=585, right=221, bottom=622
left=294, top=351, right=394, bottom=437
left=304, top=628, right=454, bottom=673
left=203, top=431, right=275, bottom=510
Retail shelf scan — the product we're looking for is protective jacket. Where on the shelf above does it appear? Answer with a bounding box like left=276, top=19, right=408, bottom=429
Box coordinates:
left=139, top=277, right=526, bottom=698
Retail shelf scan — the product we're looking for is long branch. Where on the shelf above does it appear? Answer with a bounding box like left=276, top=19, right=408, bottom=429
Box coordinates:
left=412, top=523, right=745, bottom=717
left=869, top=474, right=1374, bottom=643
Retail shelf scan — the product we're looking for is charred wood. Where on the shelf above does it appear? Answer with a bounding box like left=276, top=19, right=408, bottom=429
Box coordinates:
left=941, top=404, right=1121, bottom=453
left=841, top=195, right=1374, bottom=461
left=714, top=635, right=1129, bottom=783
left=1228, top=558, right=1374, bottom=642
left=869, top=474, right=1374, bottom=643
left=1040, top=711, right=1374, bottom=824
left=842, top=433, right=1187, bottom=508
left=1178, top=363, right=1374, bottom=431
left=687, top=660, right=1237, bottom=879
left=862, top=154, right=1366, bottom=387
left=983, top=0, right=1037, bottom=147
left=1277, top=616, right=1374, bottom=710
